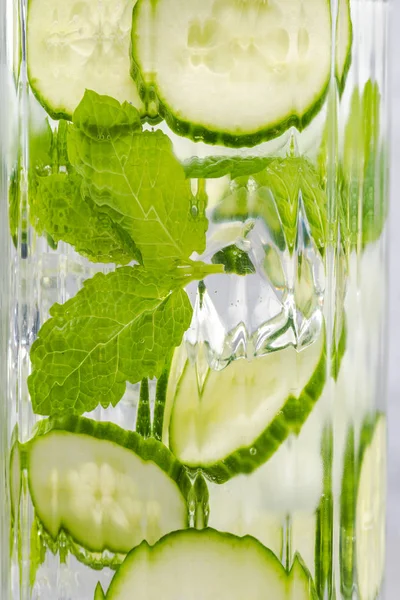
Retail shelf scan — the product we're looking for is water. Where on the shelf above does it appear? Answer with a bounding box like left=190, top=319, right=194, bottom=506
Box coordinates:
left=0, top=0, right=389, bottom=599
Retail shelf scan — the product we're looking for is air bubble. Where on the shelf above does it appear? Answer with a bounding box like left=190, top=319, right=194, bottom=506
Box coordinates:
left=250, top=447, right=257, bottom=456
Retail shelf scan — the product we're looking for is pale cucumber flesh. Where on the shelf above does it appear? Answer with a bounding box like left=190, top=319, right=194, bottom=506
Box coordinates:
left=27, top=0, right=144, bottom=119
left=168, top=331, right=325, bottom=480
left=25, top=417, right=188, bottom=556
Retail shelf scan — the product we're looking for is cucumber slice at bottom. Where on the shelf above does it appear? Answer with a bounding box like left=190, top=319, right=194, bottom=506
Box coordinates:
left=168, top=331, right=326, bottom=482
left=105, top=528, right=317, bottom=599
left=26, top=417, right=189, bottom=558
left=356, top=416, right=386, bottom=600
left=27, top=0, right=144, bottom=119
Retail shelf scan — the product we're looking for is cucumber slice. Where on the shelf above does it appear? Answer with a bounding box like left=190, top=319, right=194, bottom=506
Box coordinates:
left=105, top=528, right=317, bottom=599
left=10, top=437, right=22, bottom=521
left=132, top=0, right=350, bottom=147
left=25, top=417, right=189, bottom=559
left=356, top=415, right=386, bottom=600
left=336, top=0, right=352, bottom=93
left=168, top=331, right=326, bottom=482
left=207, top=384, right=328, bottom=575
left=27, top=0, right=144, bottom=120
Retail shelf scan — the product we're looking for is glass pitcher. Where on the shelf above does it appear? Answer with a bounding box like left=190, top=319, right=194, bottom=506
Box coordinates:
left=0, top=0, right=390, bottom=598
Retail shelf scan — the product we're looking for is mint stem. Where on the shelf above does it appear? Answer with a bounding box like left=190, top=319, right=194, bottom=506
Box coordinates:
left=136, top=378, right=151, bottom=438
left=153, top=368, right=170, bottom=441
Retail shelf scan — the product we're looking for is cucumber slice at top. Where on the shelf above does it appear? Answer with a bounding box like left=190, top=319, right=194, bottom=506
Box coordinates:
left=356, top=415, right=386, bottom=600
left=336, top=0, right=353, bottom=93
left=132, top=0, right=350, bottom=147
left=25, top=417, right=189, bottom=558
left=168, top=331, right=326, bottom=482
left=105, top=528, right=317, bottom=599
left=27, top=0, right=144, bottom=120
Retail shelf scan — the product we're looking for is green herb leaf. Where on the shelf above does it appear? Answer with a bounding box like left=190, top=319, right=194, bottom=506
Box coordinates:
left=254, top=159, right=327, bottom=252
left=183, top=155, right=271, bottom=180
left=211, top=244, right=255, bottom=276
left=28, top=266, right=195, bottom=417
left=68, top=90, right=208, bottom=266
left=213, top=158, right=327, bottom=254
left=31, top=172, right=142, bottom=265
left=340, top=80, right=387, bottom=247
left=9, top=118, right=53, bottom=248
left=72, top=90, right=142, bottom=140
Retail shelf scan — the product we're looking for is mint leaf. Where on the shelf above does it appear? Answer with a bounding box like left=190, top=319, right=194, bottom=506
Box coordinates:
left=254, top=159, right=327, bottom=252
left=72, top=90, right=142, bottom=140
left=31, top=172, right=142, bottom=265
left=211, top=244, right=255, bottom=276
left=28, top=266, right=195, bottom=416
left=183, top=156, right=271, bottom=180
left=10, top=118, right=53, bottom=249
left=213, top=158, right=327, bottom=254
left=68, top=91, right=208, bottom=266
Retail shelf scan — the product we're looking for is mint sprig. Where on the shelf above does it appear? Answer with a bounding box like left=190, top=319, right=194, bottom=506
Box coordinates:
left=28, top=90, right=224, bottom=417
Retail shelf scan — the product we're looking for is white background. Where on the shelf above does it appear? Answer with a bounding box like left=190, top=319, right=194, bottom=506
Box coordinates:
left=387, top=1, right=399, bottom=597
